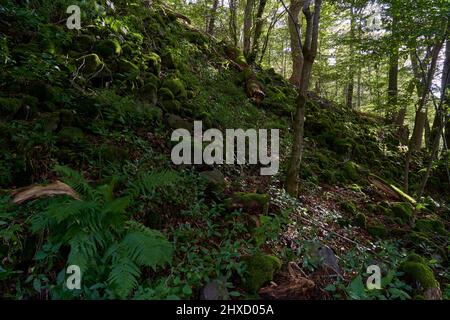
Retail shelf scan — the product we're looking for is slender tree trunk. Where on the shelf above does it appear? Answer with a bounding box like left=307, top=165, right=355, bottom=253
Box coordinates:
left=388, top=14, right=399, bottom=119
left=404, top=42, right=444, bottom=191
left=288, top=0, right=303, bottom=87
left=229, top=0, right=238, bottom=46
left=286, top=0, right=322, bottom=196
left=419, top=36, right=450, bottom=196
left=207, top=0, right=220, bottom=35
left=243, top=0, right=254, bottom=58
left=346, top=6, right=356, bottom=109
left=249, top=0, right=268, bottom=63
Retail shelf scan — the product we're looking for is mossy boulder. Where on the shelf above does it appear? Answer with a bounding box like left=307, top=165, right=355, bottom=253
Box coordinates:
left=161, top=99, right=181, bottom=113
left=140, top=83, right=158, bottom=104
left=390, top=202, right=414, bottom=224
left=95, top=39, right=122, bottom=58
left=73, top=35, right=96, bottom=52
left=400, top=254, right=441, bottom=299
left=79, top=54, right=103, bottom=74
left=226, top=192, right=270, bottom=215
left=57, top=127, right=85, bottom=145
left=241, top=254, right=282, bottom=294
left=199, top=169, right=226, bottom=191
left=145, top=52, right=161, bottom=75
left=118, top=59, right=139, bottom=75
left=342, top=161, right=359, bottom=181
left=355, top=213, right=367, bottom=228
left=367, top=223, right=388, bottom=238
left=161, top=78, right=187, bottom=100
left=158, top=87, right=175, bottom=101
left=341, top=201, right=357, bottom=215
left=414, top=218, right=446, bottom=236
left=0, top=97, right=22, bottom=117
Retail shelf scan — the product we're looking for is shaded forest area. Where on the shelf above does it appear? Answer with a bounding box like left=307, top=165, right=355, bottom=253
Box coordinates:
left=0, top=0, right=449, bottom=300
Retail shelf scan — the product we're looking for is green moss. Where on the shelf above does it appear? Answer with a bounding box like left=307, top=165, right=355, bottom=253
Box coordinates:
left=341, top=201, right=357, bottom=215
left=79, top=54, right=103, bottom=74
left=408, top=231, right=433, bottom=246
left=73, top=35, right=96, bottom=52
left=414, top=218, right=447, bottom=236
left=400, top=261, right=438, bottom=289
left=406, top=253, right=427, bottom=264
left=0, top=97, right=21, bottom=116
left=242, top=254, right=281, bottom=294
left=58, top=127, right=85, bottom=145
left=367, top=223, right=388, bottom=238
left=118, top=59, right=139, bottom=75
left=342, top=161, right=359, bottom=181
left=229, top=192, right=270, bottom=215
left=140, top=83, right=158, bottom=103
left=158, top=87, right=175, bottom=101
left=355, top=213, right=367, bottom=228
left=161, top=100, right=181, bottom=113
left=146, top=52, right=161, bottom=75
left=162, top=78, right=187, bottom=100
left=95, top=39, right=122, bottom=58
left=390, top=202, right=414, bottom=224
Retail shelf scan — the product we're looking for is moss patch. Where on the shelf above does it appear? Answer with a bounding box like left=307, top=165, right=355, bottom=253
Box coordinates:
left=241, top=254, right=282, bottom=294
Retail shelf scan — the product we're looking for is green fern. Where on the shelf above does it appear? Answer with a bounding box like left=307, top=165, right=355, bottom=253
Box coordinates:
left=31, top=165, right=174, bottom=298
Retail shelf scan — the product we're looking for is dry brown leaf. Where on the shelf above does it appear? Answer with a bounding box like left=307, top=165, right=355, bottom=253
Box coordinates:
left=12, top=181, right=80, bottom=204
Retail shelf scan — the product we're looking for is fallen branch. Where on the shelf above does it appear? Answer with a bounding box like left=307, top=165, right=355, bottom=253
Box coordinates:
left=12, top=181, right=80, bottom=204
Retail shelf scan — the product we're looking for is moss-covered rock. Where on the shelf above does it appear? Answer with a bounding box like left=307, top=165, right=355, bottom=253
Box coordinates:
left=118, top=59, right=139, bottom=75
left=57, top=127, right=85, bottom=145
left=140, top=83, right=158, bottom=104
left=0, top=97, right=22, bottom=117
left=79, top=54, right=103, bottom=74
left=145, top=52, right=161, bottom=75
left=355, top=213, right=367, bottom=228
left=241, top=254, right=282, bottom=294
left=342, top=160, right=359, bottom=181
left=158, top=87, right=175, bottom=101
left=226, top=192, right=270, bottom=215
left=341, top=201, right=357, bottom=215
left=400, top=255, right=439, bottom=291
left=73, top=35, right=96, bottom=53
left=161, top=78, right=187, bottom=100
left=390, top=202, right=414, bottom=224
left=367, top=223, right=388, bottom=238
left=199, top=169, right=226, bottom=191
left=95, top=39, right=122, bottom=58
left=414, top=218, right=447, bottom=236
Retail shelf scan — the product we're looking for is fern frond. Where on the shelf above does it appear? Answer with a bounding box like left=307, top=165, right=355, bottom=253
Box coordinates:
left=127, top=170, right=180, bottom=198
left=108, top=245, right=140, bottom=298
left=122, top=221, right=173, bottom=270
left=53, top=165, right=93, bottom=198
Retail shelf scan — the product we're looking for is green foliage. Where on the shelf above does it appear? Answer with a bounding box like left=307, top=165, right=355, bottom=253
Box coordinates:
left=31, top=166, right=173, bottom=298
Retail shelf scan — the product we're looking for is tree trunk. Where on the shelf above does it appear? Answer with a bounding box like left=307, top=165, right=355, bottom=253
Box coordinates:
left=249, top=0, right=268, bottom=63
left=411, top=110, right=426, bottom=151
left=229, top=0, right=238, bottom=46
left=207, top=0, right=220, bottom=35
left=243, top=0, right=254, bottom=58
left=288, top=0, right=303, bottom=87
left=286, top=0, right=322, bottom=196
left=388, top=13, right=399, bottom=116
left=346, top=6, right=356, bottom=109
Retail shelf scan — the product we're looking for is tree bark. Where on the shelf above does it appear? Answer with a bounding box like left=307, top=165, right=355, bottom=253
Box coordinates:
left=346, top=5, right=356, bottom=109
left=249, top=0, right=268, bottom=63
left=286, top=0, right=322, bottom=196
left=243, top=0, right=255, bottom=58
left=229, top=0, right=238, bottom=46
left=207, top=0, right=220, bottom=35
left=288, top=0, right=303, bottom=87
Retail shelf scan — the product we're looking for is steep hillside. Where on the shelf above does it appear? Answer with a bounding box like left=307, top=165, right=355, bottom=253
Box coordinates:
left=0, top=0, right=448, bottom=300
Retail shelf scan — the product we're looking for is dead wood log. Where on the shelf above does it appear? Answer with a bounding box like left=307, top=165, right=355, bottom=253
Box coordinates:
left=368, top=174, right=416, bottom=205
left=12, top=181, right=80, bottom=204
